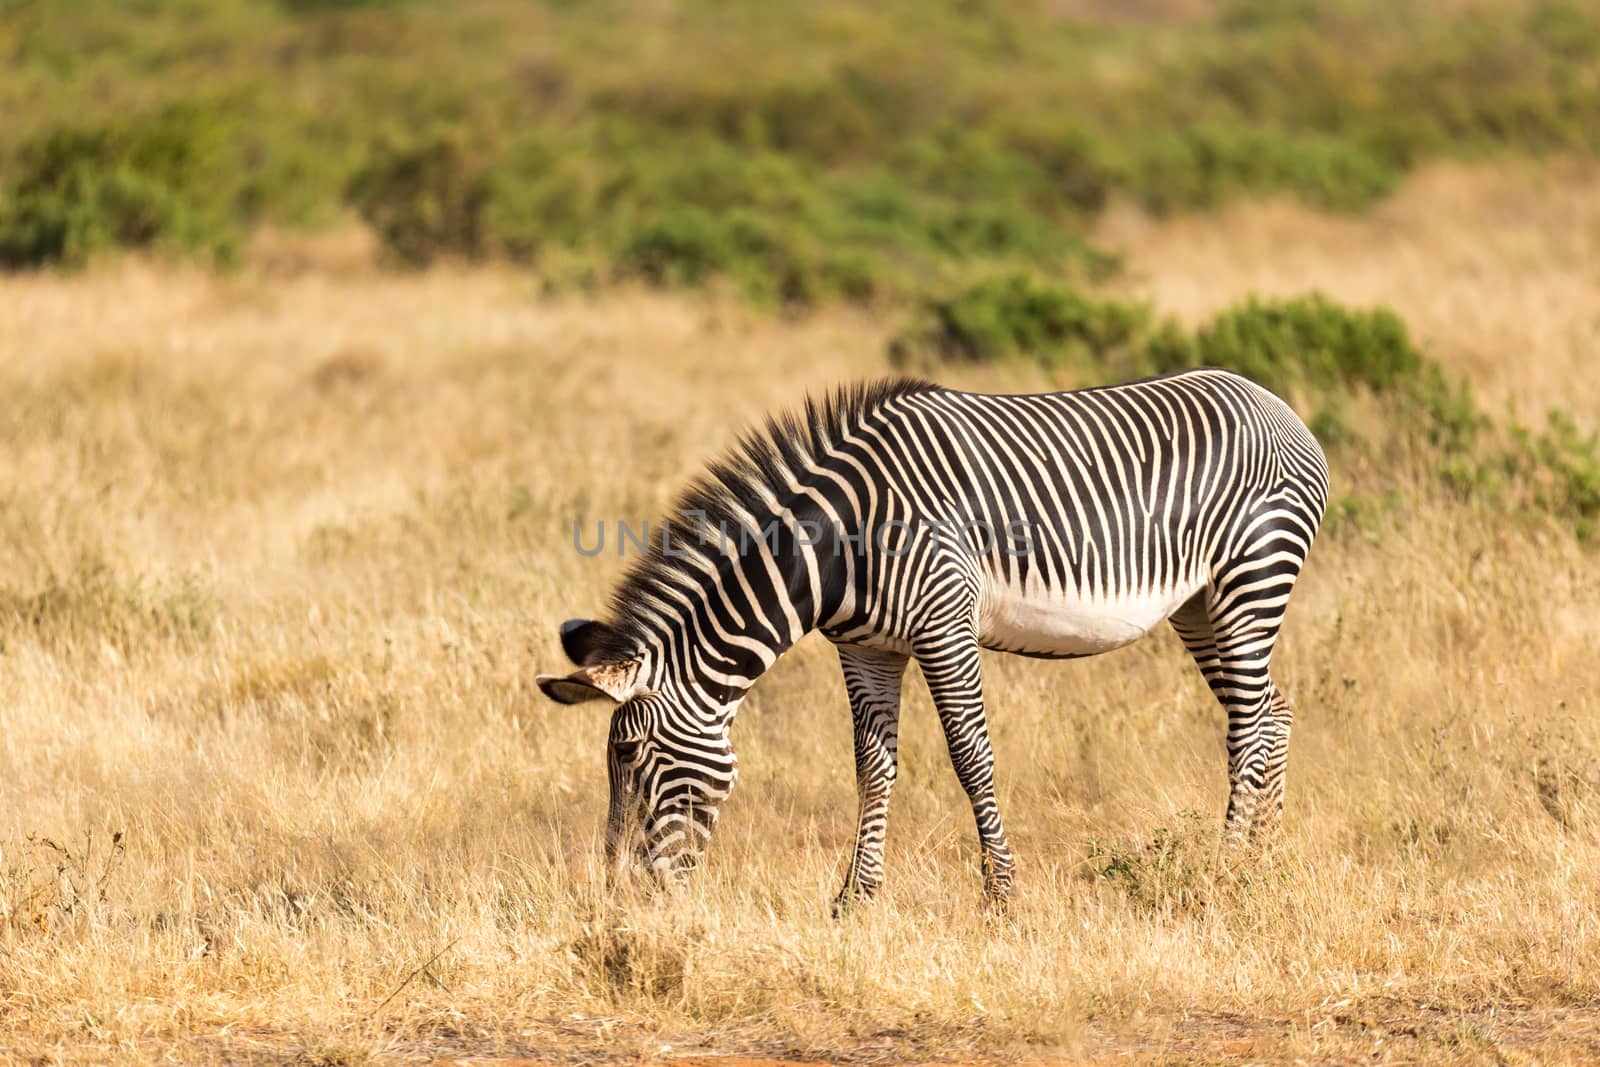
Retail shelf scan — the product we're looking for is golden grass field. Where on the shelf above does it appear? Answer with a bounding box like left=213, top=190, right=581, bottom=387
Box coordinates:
left=2, top=162, right=1598, bottom=1065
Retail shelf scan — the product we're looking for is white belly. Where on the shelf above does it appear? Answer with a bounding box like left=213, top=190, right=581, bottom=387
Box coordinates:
left=979, top=578, right=1203, bottom=657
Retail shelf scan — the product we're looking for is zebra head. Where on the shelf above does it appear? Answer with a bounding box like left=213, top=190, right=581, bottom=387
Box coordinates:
left=536, top=618, right=738, bottom=885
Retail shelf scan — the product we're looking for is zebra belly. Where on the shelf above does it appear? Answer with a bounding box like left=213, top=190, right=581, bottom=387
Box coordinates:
left=978, top=579, right=1203, bottom=658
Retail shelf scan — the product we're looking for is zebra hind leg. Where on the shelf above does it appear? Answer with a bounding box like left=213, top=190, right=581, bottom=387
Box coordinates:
left=1251, top=684, right=1294, bottom=846
left=1170, top=588, right=1295, bottom=851
left=833, top=644, right=909, bottom=916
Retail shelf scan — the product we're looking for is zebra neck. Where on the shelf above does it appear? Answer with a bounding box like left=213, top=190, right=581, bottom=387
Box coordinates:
left=654, top=492, right=852, bottom=703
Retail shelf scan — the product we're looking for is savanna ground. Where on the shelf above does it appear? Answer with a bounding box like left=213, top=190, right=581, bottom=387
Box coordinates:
left=1, top=158, right=1598, bottom=1065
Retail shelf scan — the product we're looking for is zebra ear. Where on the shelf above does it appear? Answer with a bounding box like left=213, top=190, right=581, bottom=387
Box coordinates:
left=537, top=659, right=643, bottom=705
left=560, top=618, right=633, bottom=667
left=537, top=671, right=615, bottom=705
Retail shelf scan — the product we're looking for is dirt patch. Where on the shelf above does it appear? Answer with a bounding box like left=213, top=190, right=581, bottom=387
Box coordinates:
left=371, top=1006, right=1600, bottom=1066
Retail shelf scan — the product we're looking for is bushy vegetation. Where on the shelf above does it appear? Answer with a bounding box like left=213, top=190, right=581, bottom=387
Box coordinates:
left=2, top=0, right=1597, bottom=299
left=894, top=278, right=1597, bottom=541
left=1499, top=411, right=1600, bottom=542
left=888, top=272, right=1146, bottom=365
left=0, top=106, right=244, bottom=267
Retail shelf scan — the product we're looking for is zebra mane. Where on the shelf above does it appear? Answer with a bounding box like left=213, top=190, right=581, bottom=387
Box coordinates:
left=599, top=377, right=935, bottom=658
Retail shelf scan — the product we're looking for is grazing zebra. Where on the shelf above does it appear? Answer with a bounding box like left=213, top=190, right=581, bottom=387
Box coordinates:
left=538, top=369, right=1329, bottom=910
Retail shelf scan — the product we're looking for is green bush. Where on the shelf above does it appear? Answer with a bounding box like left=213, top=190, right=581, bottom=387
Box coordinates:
left=479, top=129, right=617, bottom=262
left=1121, top=126, right=1397, bottom=213
left=0, top=559, right=214, bottom=654
left=894, top=282, right=1428, bottom=403
left=591, top=73, right=895, bottom=165
left=347, top=130, right=489, bottom=266
left=1505, top=411, right=1600, bottom=542
left=616, top=205, right=884, bottom=308
left=891, top=272, right=1148, bottom=365
left=1146, top=294, right=1422, bottom=395
left=0, top=107, right=240, bottom=267
left=474, top=126, right=1113, bottom=304
left=620, top=207, right=746, bottom=288
left=995, top=123, right=1114, bottom=216
left=1088, top=809, right=1216, bottom=915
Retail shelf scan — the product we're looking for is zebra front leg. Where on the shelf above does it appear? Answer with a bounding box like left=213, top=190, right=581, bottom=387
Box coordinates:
left=917, top=632, right=1014, bottom=909
left=833, top=644, right=909, bottom=915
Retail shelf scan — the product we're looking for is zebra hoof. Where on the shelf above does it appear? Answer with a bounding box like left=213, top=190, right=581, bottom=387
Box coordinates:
left=831, top=886, right=878, bottom=920
left=980, top=859, right=1014, bottom=915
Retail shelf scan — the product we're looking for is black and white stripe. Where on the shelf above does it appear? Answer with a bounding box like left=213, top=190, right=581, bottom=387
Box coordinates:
left=539, top=369, right=1329, bottom=908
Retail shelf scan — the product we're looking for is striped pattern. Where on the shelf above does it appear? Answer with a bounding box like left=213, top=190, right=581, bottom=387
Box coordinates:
left=538, top=369, right=1329, bottom=908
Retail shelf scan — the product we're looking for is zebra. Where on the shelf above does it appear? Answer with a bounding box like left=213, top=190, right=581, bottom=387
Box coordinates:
left=538, top=369, right=1329, bottom=910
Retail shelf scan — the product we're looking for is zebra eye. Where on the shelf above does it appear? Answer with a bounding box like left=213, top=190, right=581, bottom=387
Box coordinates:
left=612, top=739, right=642, bottom=767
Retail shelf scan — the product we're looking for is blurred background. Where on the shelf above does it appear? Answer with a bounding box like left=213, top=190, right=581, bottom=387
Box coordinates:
left=2, top=0, right=1595, bottom=289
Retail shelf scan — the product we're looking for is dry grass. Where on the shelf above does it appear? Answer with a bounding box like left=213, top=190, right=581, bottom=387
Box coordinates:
left=1, top=165, right=1598, bottom=1065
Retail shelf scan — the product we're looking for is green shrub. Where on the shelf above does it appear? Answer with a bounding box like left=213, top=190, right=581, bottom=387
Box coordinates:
left=616, top=205, right=882, bottom=308
left=888, top=129, right=1052, bottom=208
left=1088, top=809, right=1216, bottom=915
left=1505, top=411, right=1600, bottom=542
left=491, top=128, right=1118, bottom=305
left=347, top=130, right=489, bottom=266
left=995, top=123, right=1114, bottom=216
left=891, top=272, right=1148, bottom=365
left=619, top=207, right=741, bottom=288
left=1121, top=125, right=1398, bottom=214
left=1146, top=293, right=1422, bottom=396
left=1529, top=1, right=1600, bottom=62
left=1322, top=490, right=1402, bottom=540
left=0, top=107, right=240, bottom=267
left=895, top=283, right=1427, bottom=402
left=0, top=559, right=214, bottom=654
left=590, top=71, right=901, bottom=166
left=478, top=133, right=591, bottom=263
